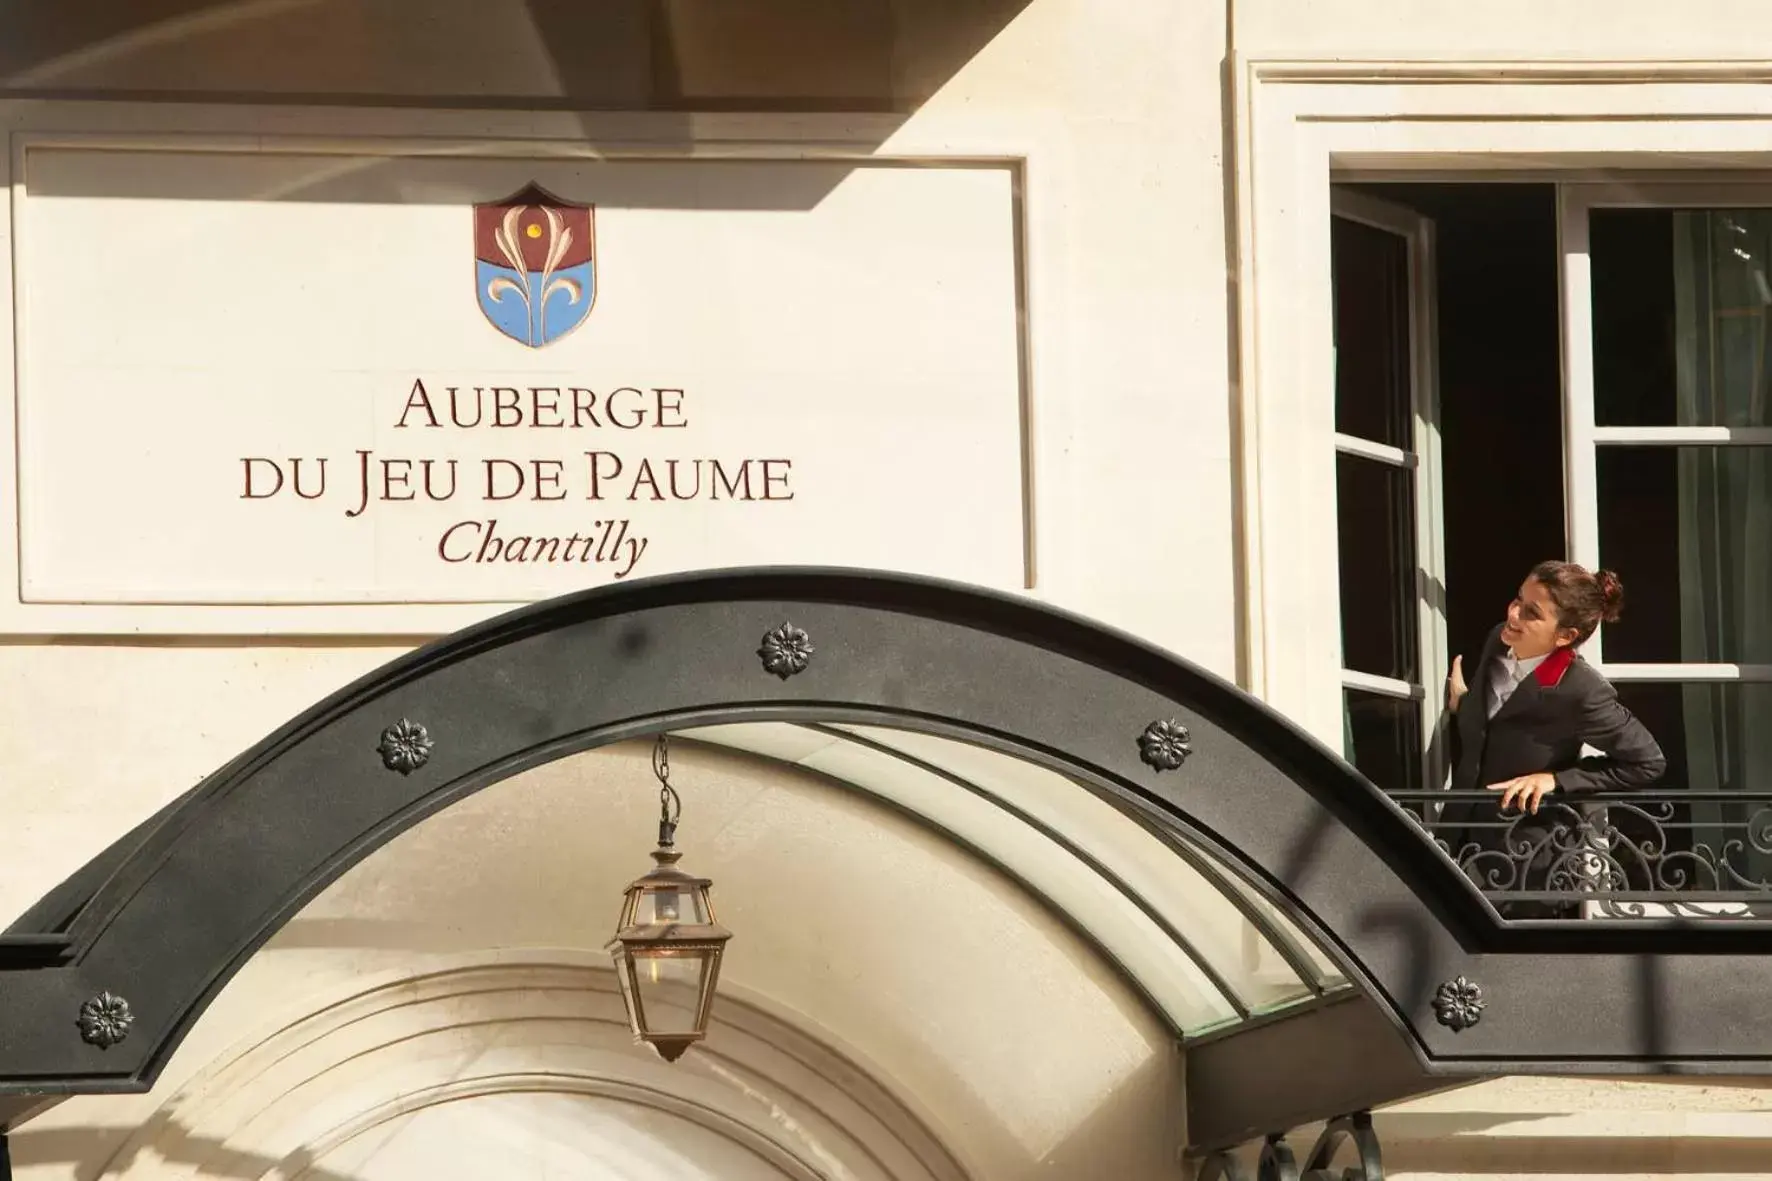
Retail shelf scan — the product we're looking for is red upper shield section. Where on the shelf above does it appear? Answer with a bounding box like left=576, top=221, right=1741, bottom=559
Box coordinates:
left=473, top=183, right=594, bottom=272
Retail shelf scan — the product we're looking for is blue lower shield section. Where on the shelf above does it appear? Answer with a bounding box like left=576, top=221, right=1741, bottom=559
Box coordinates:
left=475, top=260, right=596, bottom=347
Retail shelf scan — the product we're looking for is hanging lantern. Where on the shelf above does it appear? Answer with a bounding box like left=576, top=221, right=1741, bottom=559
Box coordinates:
left=606, top=734, right=733, bottom=1063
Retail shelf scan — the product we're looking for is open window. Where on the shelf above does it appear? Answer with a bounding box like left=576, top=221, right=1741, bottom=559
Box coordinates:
left=1323, top=175, right=1772, bottom=904
left=1329, top=190, right=1445, bottom=794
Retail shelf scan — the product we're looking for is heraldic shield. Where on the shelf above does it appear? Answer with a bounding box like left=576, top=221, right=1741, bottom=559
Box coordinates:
left=474, top=183, right=596, bottom=348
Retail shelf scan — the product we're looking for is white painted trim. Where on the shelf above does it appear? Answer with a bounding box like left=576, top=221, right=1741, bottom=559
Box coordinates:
left=1236, top=58, right=1772, bottom=744
left=1339, top=669, right=1421, bottom=700
left=1332, top=433, right=1413, bottom=467
left=1400, top=202, right=1449, bottom=791
left=1330, top=188, right=1422, bottom=237
left=1598, top=662, right=1772, bottom=683
left=1249, top=61, right=1772, bottom=85
left=1232, top=56, right=1269, bottom=700
left=1559, top=184, right=1605, bottom=664
left=1567, top=180, right=1772, bottom=208
left=1594, top=426, right=1772, bottom=446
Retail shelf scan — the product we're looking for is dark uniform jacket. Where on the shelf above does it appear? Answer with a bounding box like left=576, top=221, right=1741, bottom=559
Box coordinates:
left=1449, top=623, right=1666, bottom=799
left=1441, top=625, right=1667, bottom=907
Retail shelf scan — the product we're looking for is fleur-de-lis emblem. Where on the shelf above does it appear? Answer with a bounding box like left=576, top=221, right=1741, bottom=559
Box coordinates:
left=1433, top=976, right=1485, bottom=1032
left=378, top=718, right=434, bottom=775
left=758, top=624, right=815, bottom=679
left=77, top=992, right=133, bottom=1049
left=1137, top=719, right=1193, bottom=771
left=474, top=183, right=597, bottom=349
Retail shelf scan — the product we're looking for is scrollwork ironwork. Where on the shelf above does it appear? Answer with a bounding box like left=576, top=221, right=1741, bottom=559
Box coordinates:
left=1195, top=1113, right=1383, bottom=1181
left=1301, top=1113, right=1384, bottom=1180
left=1393, top=790, right=1772, bottom=913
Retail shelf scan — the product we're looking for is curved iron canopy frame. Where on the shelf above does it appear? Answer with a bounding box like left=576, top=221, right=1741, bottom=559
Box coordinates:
left=5, top=568, right=1772, bottom=1133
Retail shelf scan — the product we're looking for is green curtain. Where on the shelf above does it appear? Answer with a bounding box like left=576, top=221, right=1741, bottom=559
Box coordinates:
left=1671, top=211, right=1772, bottom=889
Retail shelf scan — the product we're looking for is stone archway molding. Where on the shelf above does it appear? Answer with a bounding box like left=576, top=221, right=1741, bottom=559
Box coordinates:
left=91, top=951, right=964, bottom=1181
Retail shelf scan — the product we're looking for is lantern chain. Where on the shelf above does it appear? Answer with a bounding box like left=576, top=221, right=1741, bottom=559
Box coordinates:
left=652, top=733, right=682, bottom=849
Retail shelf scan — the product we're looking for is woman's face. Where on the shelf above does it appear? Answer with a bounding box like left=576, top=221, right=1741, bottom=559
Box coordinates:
left=1500, top=578, right=1577, bottom=658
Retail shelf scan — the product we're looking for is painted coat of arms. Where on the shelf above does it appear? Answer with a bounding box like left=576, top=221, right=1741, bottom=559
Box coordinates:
left=473, top=183, right=596, bottom=348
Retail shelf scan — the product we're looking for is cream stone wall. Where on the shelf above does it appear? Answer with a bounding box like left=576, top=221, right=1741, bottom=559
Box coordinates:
left=1235, top=0, right=1772, bottom=61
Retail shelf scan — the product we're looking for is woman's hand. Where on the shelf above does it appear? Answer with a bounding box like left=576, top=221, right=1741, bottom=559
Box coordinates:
left=1447, top=654, right=1468, bottom=712
left=1489, top=771, right=1557, bottom=814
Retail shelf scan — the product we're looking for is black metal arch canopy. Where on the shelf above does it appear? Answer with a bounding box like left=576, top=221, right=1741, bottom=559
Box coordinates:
left=5, top=567, right=1772, bottom=1131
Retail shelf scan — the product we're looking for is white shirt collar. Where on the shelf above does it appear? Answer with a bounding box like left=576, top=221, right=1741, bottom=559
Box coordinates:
left=1501, top=648, right=1549, bottom=679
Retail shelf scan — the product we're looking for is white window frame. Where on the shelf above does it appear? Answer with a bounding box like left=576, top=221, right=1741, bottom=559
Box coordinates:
left=1329, top=189, right=1448, bottom=791
left=1560, top=181, right=1772, bottom=685
left=1233, top=59, right=1772, bottom=746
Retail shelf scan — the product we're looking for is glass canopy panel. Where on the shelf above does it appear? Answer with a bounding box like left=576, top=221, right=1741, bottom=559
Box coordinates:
left=1183, top=848, right=1348, bottom=990
left=680, top=722, right=1244, bottom=1035
left=829, top=724, right=1330, bottom=1015
left=676, top=719, right=1357, bottom=1036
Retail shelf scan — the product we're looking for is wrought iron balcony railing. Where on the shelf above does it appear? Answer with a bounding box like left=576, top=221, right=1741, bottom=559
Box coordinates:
left=1387, top=789, right=1772, bottom=916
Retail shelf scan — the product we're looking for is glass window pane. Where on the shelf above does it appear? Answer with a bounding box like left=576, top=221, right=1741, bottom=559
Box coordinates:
left=1332, top=216, right=1412, bottom=448
left=1336, top=452, right=1419, bottom=682
left=1613, top=682, right=1772, bottom=891
left=1591, top=206, right=1772, bottom=428
left=1614, top=682, right=1772, bottom=792
left=1342, top=687, right=1421, bottom=793
left=1596, top=445, right=1772, bottom=664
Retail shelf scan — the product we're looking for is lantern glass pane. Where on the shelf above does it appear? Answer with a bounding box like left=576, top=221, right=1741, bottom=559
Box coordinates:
left=606, top=943, right=644, bottom=1038
left=631, top=947, right=715, bottom=1037
left=693, top=946, right=727, bottom=1028
left=633, top=885, right=709, bottom=926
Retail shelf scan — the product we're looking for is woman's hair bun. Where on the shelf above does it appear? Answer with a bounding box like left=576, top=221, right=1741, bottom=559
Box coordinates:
left=1594, top=568, right=1625, bottom=622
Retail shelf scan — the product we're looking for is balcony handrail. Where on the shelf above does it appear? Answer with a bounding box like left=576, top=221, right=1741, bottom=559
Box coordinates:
left=1375, top=784, right=1772, bottom=913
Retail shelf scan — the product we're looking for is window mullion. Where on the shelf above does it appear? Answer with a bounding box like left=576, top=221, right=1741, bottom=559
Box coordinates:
left=1599, top=663, right=1772, bottom=683
left=1407, top=216, right=1449, bottom=796
left=1340, top=668, right=1423, bottom=700
left=1559, top=184, right=1606, bottom=665
left=1332, top=432, right=1414, bottom=467
left=1594, top=426, right=1772, bottom=445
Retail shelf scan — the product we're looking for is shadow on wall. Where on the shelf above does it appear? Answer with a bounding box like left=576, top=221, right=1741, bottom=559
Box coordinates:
left=0, top=0, right=1037, bottom=117
left=14, top=1124, right=358, bottom=1181
left=5, top=0, right=1044, bottom=308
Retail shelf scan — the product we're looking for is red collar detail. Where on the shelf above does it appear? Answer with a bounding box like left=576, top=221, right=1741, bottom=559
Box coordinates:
left=1534, top=646, right=1576, bottom=688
